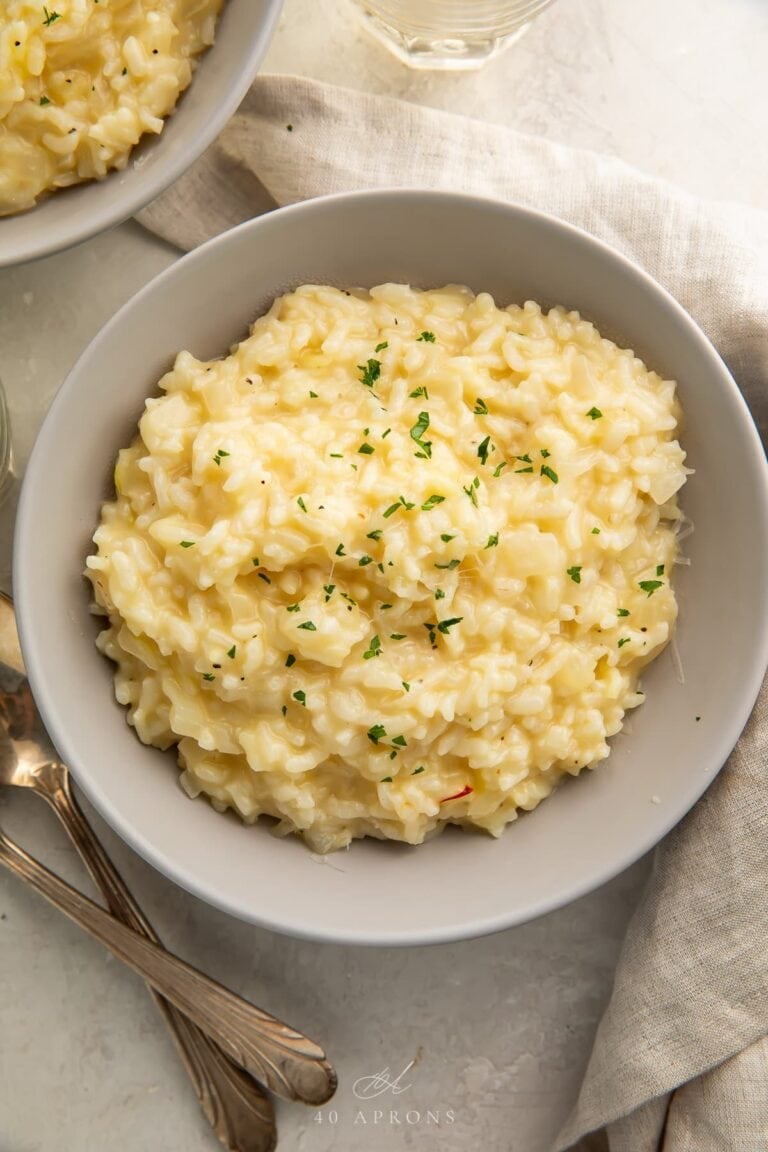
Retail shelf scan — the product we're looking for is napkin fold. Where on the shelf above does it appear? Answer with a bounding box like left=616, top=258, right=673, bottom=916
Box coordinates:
left=138, top=75, right=768, bottom=1150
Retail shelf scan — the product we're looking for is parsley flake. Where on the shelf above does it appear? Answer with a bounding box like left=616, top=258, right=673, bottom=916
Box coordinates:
left=367, top=724, right=387, bottom=744
left=435, top=588, right=445, bottom=600
left=473, top=398, right=489, bottom=415
left=358, top=442, right=375, bottom=455
left=587, top=407, right=603, bottom=420
left=440, top=533, right=456, bottom=543
left=358, top=359, right=381, bottom=388
left=463, top=478, right=480, bottom=507
left=437, top=617, right=463, bottom=634
left=435, top=558, right=460, bottom=570
left=381, top=775, right=393, bottom=782
left=410, top=385, right=429, bottom=399
left=363, top=635, right=382, bottom=660
left=180, top=540, right=195, bottom=548
left=323, top=584, right=336, bottom=602
left=202, top=672, right=215, bottom=682
left=359, top=555, right=374, bottom=567
left=392, top=735, right=407, bottom=747
left=297, top=496, right=307, bottom=512
left=566, top=566, right=582, bottom=584
left=286, top=603, right=301, bottom=613
left=417, top=331, right=436, bottom=343
left=390, top=633, right=406, bottom=641
left=617, top=608, right=630, bottom=617
left=618, top=637, right=630, bottom=648
left=639, top=579, right=663, bottom=597
left=367, top=529, right=383, bottom=541
left=477, top=436, right=493, bottom=466
left=421, top=494, right=445, bottom=511
left=540, top=464, right=559, bottom=484
left=226, top=645, right=236, bottom=659
left=410, top=411, right=432, bottom=459
left=257, top=572, right=271, bottom=584
left=375, top=341, right=388, bottom=353
left=402, top=681, right=411, bottom=692
left=591, top=527, right=601, bottom=534
left=656, top=564, right=665, bottom=576
left=335, top=543, right=346, bottom=556
left=297, top=621, right=317, bottom=631
left=40, top=95, right=51, bottom=106
left=412, top=766, right=424, bottom=775
left=293, top=690, right=307, bottom=706
left=42, top=7, right=61, bottom=25
left=485, top=534, right=499, bottom=549
left=212, top=448, right=230, bottom=466
left=285, top=654, right=296, bottom=667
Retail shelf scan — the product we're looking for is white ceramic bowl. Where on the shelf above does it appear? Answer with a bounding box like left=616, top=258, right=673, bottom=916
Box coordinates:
left=0, top=0, right=281, bottom=269
left=15, top=191, right=768, bottom=946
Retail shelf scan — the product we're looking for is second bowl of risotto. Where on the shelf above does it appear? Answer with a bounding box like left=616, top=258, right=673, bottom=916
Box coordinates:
left=15, top=191, right=768, bottom=944
left=0, top=0, right=282, bottom=267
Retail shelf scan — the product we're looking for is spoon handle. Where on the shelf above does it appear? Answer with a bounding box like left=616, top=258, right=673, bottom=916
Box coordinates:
left=44, top=771, right=276, bottom=1152
left=0, top=826, right=336, bottom=1106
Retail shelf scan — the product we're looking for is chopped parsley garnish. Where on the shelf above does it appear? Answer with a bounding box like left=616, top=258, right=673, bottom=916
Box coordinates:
left=358, top=442, right=375, bottom=455
left=566, top=566, right=582, bottom=584
left=389, top=633, right=406, bottom=640
left=39, top=95, right=51, bottom=106
left=382, top=428, right=392, bottom=438
left=435, top=588, right=445, bottom=600
left=541, top=449, right=551, bottom=458
left=42, top=7, right=61, bottom=25
left=252, top=557, right=260, bottom=566
left=656, top=564, right=665, bottom=576
left=281, top=705, right=287, bottom=716
left=358, top=358, right=381, bottom=388
left=540, top=464, right=559, bottom=484
left=358, top=555, right=374, bottom=567
left=212, top=448, right=230, bottom=466
left=341, top=592, right=358, bottom=606
left=375, top=341, right=388, bottom=353
left=587, top=407, right=603, bottom=420
left=410, top=385, right=429, bottom=399
left=226, top=645, right=236, bottom=659
left=309, top=391, right=318, bottom=398
left=437, top=617, right=463, bottom=634
left=424, top=623, right=438, bottom=648
left=435, top=558, right=460, bottom=570
left=330, top=452, right=343, bottom=458
left=285, top=654, right=296, bottom=667
left=381, top=776, right=393, bottom=782
left=639, top=579, right=663, bottom=597
left=463, top=477, right=480, bottom=507
left=440, top=533, right=456, bottom=543
left=421, top=494, right=445, bottom=511
left=417, top=331, right=436, bottom=343
left=367, top=724, right=387, bottom=744
left=485, top=534, right=499, bottom=549
left=323, top=584, right=336, bottom=602
left=367, top=529, right=383, bottom=541
left=292, top=690, right=307, bottom=706
left=477, top=436, right=493, bottom=466
left=617, top=608, right=630, bottom=617
left=180, top=540, right=195, bottom=548
left=297, top=621, right=317, bottom=631
left=592, top=527, right=601, bottom=534
left=379, top=602, right=392, bottom=610
left=410, top=411, right=432, bottom=458
left=618, top=637, right=630, bottom=648
left=257, top=572, right=271, bottom=584
left=473, top=398, right=489, bottom=415
left=202, top=672, right=215, bottom=682
left=412, top=766, right=424, bottom=775
left=493, top=461, right=508, bottom=478
left=297, top=496, right=307, bottom=512
left=392, top=735, right=407, bottom=747
left=286, top=603, right=301, bottom=613
left=402, top=681, right=411, bottom=692
left=335, top=543, right=346, bottom=556
left=383, top=495, right=415, bottom=518
left=363, top=635, right=382, bottom=660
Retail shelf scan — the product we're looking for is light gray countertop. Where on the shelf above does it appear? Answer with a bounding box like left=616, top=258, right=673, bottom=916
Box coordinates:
left=0, top=1, right=765, bottom=1148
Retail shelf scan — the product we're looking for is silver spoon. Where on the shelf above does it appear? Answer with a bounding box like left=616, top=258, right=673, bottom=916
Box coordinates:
left=0, top=592, right=337, bottom=1145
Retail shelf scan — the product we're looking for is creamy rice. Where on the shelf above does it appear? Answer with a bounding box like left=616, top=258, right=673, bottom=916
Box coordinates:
left=0, top=0, right=223, bottom=216
left=86, top=285, right=689, bottom=853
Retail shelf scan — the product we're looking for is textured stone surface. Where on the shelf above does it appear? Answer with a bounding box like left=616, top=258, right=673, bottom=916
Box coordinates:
left=0, top=0, right=764, bottom=1147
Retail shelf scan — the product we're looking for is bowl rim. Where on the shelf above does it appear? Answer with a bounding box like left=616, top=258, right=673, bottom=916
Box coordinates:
left=0, top=0, right=283, bottom=268
left=15, top=188, right=768, bottom=945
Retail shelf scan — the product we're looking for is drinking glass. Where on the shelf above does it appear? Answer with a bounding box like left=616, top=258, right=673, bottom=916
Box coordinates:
left=351, top=0, right=558, bottom=70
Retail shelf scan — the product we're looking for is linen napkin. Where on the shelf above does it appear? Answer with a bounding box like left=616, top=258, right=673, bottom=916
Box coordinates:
left=138, top=75, right=768, bottom=1151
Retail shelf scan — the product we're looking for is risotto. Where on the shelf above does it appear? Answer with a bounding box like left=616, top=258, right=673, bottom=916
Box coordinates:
left=86, top=284, right=689, bottom=853
left=0, top=0, right=223, bottom=216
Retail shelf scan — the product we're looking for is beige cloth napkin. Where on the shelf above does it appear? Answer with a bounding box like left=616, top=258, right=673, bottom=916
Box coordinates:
left=138, top=75, right=768, bottom=1150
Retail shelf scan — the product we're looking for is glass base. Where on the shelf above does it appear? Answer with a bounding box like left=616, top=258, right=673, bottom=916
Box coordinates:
left=358, top=12, right=531, bottom=70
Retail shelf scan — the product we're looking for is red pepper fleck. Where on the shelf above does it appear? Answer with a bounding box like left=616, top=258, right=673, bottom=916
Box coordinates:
left=440, top=785, right=473, bottom=803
